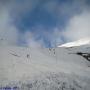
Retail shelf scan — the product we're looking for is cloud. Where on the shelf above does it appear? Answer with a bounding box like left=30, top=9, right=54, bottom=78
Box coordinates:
left=0, top=0, right=90, bottom=47
left=24, top=31, right=44, bottom=47
left=15, top=0, right=90, bottom=47
left=42, top=0, right=90, bottom=45
left=23, top=27, right=64, bottom=47
left=63, top=10, right=90, bottom=42
left=43, top=0, right=89, bottom=20
left=0, top=1, right=18, bottom=46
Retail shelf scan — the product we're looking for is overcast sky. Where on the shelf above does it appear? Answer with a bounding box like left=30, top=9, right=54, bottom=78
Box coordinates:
left=0, top=0, right=90, bottom=47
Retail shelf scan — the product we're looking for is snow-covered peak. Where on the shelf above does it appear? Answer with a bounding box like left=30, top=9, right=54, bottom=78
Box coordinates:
left=58, top=37, right=90, bottom=47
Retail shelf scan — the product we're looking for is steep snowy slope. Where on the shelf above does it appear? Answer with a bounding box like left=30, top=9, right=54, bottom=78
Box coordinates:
left=0, top=45, right=90, bottom=90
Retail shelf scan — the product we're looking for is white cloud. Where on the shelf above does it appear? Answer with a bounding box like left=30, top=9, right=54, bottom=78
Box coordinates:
left=23, top=28, right=63, bottom=47
left=0, top=0, right=90, bottom=47
left=0, top=2, right=18, bottom=46
left=47, top=28, right=64, bottom=47
left=63, top=10, right=90, bottom=42
left=24, top=31, right=45, bottom=48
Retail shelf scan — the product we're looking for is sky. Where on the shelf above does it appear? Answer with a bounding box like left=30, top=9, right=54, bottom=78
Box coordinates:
left=0, top=0, right=90, bottom=47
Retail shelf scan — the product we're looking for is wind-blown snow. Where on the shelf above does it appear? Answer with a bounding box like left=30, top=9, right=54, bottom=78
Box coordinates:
left=0, top=43, right=90, bottom=90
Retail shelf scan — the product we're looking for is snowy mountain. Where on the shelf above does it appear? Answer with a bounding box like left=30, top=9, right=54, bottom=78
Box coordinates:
left=58, top=37, right=90, bottom=47
left=0, top=43, right=90, bottom=90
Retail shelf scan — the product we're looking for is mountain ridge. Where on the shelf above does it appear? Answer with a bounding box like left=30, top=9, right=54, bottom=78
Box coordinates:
left=58, top=37, right=90, bottom=47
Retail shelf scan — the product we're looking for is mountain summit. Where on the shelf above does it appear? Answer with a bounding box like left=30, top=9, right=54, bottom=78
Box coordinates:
left=58, top=37, right=90, bottom=47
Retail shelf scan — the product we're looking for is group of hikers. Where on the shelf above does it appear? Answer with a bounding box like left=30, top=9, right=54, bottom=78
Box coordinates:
left=49, top=48, right=56, bottom=54
left=26, top=48, right=56, bottom=60
left=27, top=54, right=30, bottom=58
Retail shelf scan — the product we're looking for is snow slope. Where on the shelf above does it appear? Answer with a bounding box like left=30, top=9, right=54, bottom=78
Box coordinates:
left=58, top=37, right=90, bottom=47
left=0, top=45, right=90, bottom=90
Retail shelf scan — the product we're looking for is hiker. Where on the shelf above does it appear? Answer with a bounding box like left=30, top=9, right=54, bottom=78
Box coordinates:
left=27, top=54, right=30, bottom=58
left=53, top=48, right=55, bottom=54
left=49, top=48, right=52, bottom=51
